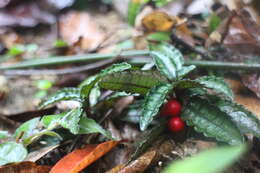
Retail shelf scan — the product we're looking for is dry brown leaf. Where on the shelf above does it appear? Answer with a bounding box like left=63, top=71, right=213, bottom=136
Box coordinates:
left=50, top=140, right=119, bottom=173
left=25, top=144, right=59, bottom=162
left=223, top=10, right=260, bottom=55
left=142, top=11, right=176, bottom=32
left=118, top=150, right=157, bottom=173
left=0, top=161, right=50, bottom=173
left=226, top=78, right=260, bottom=119
left=105, top=164, right=126, bottom=173
left=59, top=11, right=105, bottom=51
left=242, top=73, right=260, bottom=98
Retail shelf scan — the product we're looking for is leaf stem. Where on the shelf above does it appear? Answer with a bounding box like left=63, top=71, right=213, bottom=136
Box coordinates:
left=1, top=50, right=260, bottom=71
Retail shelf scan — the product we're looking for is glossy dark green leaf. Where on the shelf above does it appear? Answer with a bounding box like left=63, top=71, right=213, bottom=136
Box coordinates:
left=99, top=70, right=167, bottom=95
left=150, top=42, right=184, bottom=81
left=80, top=62, right=132, bottom=99
left=0, top=142, right=27, bottom=166
left=211, top=97, right=260, bottom=138
left=163, top=144, right=246, bottom=173
left=196, top=76, right=233, bottom=100
left=39, top=88, right=81, bottom=109
left=14, top=117, right=41, bottom=141
left=140, top=83, right=172, bottom=131
left=173, top=79, right=203, bottom=90
left=181, top=97, right=244, bottom=145
left=78, top=117, right=112, bottom=139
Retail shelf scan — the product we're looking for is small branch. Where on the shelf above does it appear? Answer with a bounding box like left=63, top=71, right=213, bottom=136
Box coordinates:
left=1, top=50, right=260, bottom=76
left=185, top=60, right=260, bottom=71
left=0, top=50, right=150, bottom=70
left=3, top=58, right=117, bottom=76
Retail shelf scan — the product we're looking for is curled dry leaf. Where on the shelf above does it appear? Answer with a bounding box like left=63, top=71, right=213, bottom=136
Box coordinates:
left=0, top=161, right=50, bottom=173
left=118, top=150, right=157, bottom=173
left=50, top=140, right=119, bottom=173
left=59, top=11, right=106, bottom=51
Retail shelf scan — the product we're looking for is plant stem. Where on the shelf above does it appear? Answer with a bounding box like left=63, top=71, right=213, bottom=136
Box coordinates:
left=1, top=50, right=260, bottom=71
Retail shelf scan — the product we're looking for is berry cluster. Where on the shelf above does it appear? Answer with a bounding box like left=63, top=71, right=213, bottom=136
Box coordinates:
left=161, top=99, right=185, bottom=132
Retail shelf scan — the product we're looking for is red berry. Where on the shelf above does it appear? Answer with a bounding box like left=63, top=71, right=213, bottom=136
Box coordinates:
left=168, top=117, right=185, bottom=132
left=161, top=99, right=182, bottom=117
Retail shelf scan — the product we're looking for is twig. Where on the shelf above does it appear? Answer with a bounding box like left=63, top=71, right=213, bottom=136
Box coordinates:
left=3, top=58, right=117, bottom=76
left=1, top=50, right=260, bottom=75
left=0, top=50, right=150, bottom=70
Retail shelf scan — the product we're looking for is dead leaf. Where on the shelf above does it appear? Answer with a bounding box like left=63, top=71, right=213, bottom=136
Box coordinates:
left=50, top=140, right=119, bottom=173
left=117, top=150, right=157, bottom=173
left=105, top=164, right=125, bottom=173
left=242, top=73, right=260, bottom=98
left=223, top=10, right=260, bottom=55
left=25, top=144, right=59, bottom=162
left=0, top=161, right=50, bottom=173
left=226, top=78, right=260, bottom=118
left=142, top=11, right=175, bottom=32
left=59, top=11, right=106, bottom=51
left=0, top=3, right=55, bottom=27
left=175, top=23, right=195, bottom=46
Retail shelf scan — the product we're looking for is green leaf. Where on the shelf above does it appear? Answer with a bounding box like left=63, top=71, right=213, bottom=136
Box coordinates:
left=80, top=62, right=132, bottom=99
left=89, top=85, right=101, bottom=107
left=54, top=40, right=68, bottom=48
left=181, top=97, right=244, bottom=145
left=0, top=142, right=27, bottom=166
left=147, top=32, right=171, bottom=41
left=23, top=130, right=62, bottom=146
left=173, top=79, right=203, bottom=90
left=7, top=44, right=25, bottom=56
left=39, top=88, right=81, bottom=109
left=127, top=0, right=148, bottom=26
left=59, top=108, right=83, bottom=134
left=41, top=112, right=66, bottom=130
left=196, top=76, right=233, bottom=100
left=14, top=117, right=41, bottom=141
left=35, top=80, right=53, bottom=90
left=78, top=117, right=112, bottom=139
left=140, top=83, right=172, bottom=131
left=99, top=70, right=167, bottom=95
left=0, top=131, right=10, bottom=139
left=176, top=65, right=196, bottom=79
left=150, top=42, right=184, bottom=81
left=211, top=97, right=260, bottom=138
left=163, top=145, right=246, bottom=173
left=209, top=13, right=221, bottom=33
left=41, top=108, right=83, bottom=134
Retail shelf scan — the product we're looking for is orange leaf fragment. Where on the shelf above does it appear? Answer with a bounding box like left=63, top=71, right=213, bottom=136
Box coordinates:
left=142, top=11, right=175, bottom=32
left=50, top=140, right=119, bottom=173
left=0, top=161, right=50, bottom=173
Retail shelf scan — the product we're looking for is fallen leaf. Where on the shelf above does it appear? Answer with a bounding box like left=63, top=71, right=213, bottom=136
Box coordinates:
left=118, top=150, right=157, bottom=173
left=0, top=161, right=50, bottom=173
left=59, top=11, right=106, bottom=51
left=223, top=10, right=260, bottom=55
left=0, top=3, right=55, bottom=27
left=105, top=164, right=125, bottom=173
left=50, top=140, right=119, bottom=173
left=142, top=11, right=176, bottom=32
left=226, top=79, right=260, bottom=119
left=242, top=73, right=260, bottom=98
left=25, top=144, right=59, bottom=162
